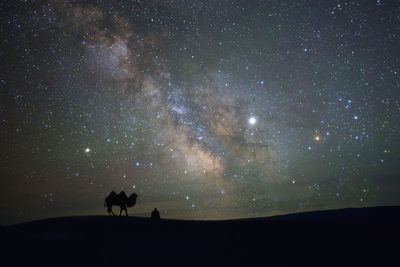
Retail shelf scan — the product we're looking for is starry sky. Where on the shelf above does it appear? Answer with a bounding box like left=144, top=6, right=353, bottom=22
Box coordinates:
left=1, top=0, right=399, bottom=225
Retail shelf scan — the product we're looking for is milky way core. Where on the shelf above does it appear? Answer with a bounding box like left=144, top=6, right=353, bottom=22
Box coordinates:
left=0, top=0, right=399, bottom=224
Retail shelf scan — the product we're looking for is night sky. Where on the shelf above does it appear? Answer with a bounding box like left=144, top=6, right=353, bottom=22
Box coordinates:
left=1, top=0, right=399, bottom=225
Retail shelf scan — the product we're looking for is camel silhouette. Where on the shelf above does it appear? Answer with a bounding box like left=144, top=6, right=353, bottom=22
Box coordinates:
left=104, top=191, right=138, bottom=216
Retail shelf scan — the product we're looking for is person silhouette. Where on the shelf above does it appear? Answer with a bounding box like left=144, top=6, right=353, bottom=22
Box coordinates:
left=151, top=208, right=160, bottom=219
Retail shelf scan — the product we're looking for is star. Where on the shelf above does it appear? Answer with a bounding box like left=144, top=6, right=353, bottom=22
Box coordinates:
left=249, top=117, right=257, bottom=125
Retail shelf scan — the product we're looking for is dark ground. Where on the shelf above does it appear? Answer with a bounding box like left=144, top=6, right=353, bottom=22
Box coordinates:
left=1, top=206, right=399, bottom=266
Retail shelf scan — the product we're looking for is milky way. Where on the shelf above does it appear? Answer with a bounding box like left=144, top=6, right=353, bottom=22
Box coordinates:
left=1, top=0, right=399, bottom=224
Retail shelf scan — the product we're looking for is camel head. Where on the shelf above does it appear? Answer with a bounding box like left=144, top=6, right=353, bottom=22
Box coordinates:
left=127, top=193, right=138, bottom=207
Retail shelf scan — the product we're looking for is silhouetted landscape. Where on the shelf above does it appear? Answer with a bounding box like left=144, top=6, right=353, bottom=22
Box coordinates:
left=2, top=206, right=399, bottom=266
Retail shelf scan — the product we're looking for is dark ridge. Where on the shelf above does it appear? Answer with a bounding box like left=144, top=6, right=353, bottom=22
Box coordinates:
left=241, top=205, right=400, bottom=225
left=1, top=206, right=399, bottom=266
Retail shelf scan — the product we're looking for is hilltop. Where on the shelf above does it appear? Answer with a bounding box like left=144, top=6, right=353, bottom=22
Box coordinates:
left=1, top=206, right=399, bottom=266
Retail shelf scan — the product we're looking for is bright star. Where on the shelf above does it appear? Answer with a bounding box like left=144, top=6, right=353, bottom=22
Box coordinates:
left=249, top=116, right=257, bottom=125
left=85, top=148, right=91, bottom=153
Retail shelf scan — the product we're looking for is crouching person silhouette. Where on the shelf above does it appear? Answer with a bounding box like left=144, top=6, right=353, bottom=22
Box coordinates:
left=151, top=208, right=160, bottom=219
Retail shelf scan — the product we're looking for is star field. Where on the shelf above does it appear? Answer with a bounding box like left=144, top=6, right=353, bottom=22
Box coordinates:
left=0, top=0, right=399, bottom=224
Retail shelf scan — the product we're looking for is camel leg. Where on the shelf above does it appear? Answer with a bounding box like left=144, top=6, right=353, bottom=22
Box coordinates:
left=119, top=206, right=122, bottom=216
left=107, top=205, right=115, bottom=216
